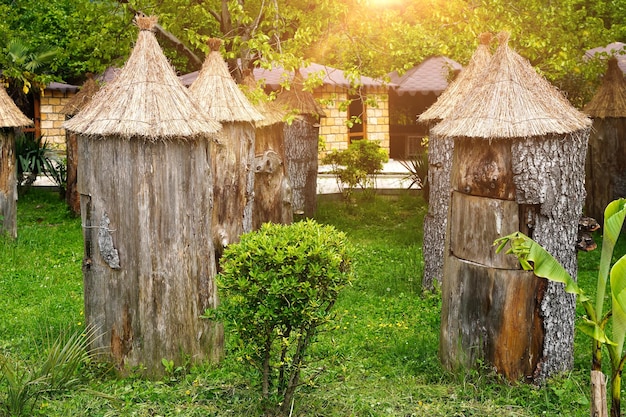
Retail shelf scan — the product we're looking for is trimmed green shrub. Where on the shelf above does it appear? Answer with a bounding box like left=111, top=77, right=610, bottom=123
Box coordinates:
left=208, top=220, right=354, bottom=416
left=322, top=139, right=389, bottom=199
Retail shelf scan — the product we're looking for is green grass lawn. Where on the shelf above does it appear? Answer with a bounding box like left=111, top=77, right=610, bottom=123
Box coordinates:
left=1, top=188, right=623, bottom=416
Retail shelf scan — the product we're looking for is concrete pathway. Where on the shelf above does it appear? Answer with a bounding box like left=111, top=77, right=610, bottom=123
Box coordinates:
left=34, top=160, right=419, bottom=194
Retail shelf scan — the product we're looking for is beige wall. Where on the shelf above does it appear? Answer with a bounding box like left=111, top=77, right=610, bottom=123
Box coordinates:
left=315, top=84, right=389, bottom=157
left=40, top=89, right=74, bottom=149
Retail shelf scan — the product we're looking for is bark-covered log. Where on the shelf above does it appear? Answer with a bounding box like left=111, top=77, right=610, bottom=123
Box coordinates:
left=65, top=129, right=80, bottom=215
left=440, top=255, right=543, bottom=381
left=422, top=133, right=454, bottom=290
left=585, top=118, right=626, bottom=224
left=0, top=130, right=17, bottom=239
left=440, top=131, right=588, bottom=383
left=283, top=116, right=319, bottom=218
left=78, top=137, right=222, bottom=377
left=211, top=122, right=255, bottom=257
left=252, top=123, right=293, bottom=229
left=512, top=132, right=588, bottom=381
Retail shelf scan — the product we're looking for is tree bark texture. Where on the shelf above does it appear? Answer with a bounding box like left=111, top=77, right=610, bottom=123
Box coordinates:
left=283, top=116, right=319, bottom=218
left=211, top=122, right=255, bottom=257
left=65, top=129, right=80, bottom=215
left=440, top=132, right=588, bottom=383
left=512, top=132, right=588, bottom=381
left=585, top=118, right=626, bottom=224
left=78, top=136, right=222, bottom=377
left=252, top=123, right=293, bottom=229
left=422, top=132, right=454, bottom=290
left=0, top=130, right=17, bottom=239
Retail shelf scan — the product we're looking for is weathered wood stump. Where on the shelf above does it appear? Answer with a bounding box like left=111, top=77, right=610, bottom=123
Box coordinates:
left=283, top=116, right=319, bottom=217
left=0, top=129, right=18, bottom=238
left=79, top=138, right=222, bottom=374
left=434, top=32, right=590, bottom=382
left=583, top=57, right=626, bottom=224
left=252, top=118, right=292, bottom=228
left=64, top=15, right=224, bottom=377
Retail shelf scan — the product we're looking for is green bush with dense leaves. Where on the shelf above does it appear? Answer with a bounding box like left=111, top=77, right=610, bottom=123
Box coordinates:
left=322, top=139, right=389, bottom=198
left=209, top=219, right=354, bottom=415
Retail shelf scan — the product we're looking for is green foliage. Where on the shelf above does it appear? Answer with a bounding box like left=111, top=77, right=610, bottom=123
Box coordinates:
left=0, top=327, right=98, bottom=417
left=322, top=139, right=389, bottom=199
left=15, top=135, right=65, bottom=195
left=398, top=147, right=429, bottom=196
left=3, top=189, right=621, bottom=415
left=208, top=219, right=354, bottom=415
left=495, top=198, right=626, bottom=416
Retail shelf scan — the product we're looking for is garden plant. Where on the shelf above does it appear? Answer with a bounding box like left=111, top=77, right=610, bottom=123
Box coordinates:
left=495, top=198, right=626, bottom=417
left=208, top=220, right=354, bottom=416
left=321, top=139, right=389, bottom=199
left=1, top=188, right=621, bottom=416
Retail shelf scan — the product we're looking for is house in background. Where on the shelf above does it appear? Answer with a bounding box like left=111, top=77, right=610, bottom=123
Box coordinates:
left=388, top=56, right=462, bottom=159
left=43, top=58, right=463, bottom=158
left=182, top=63, right=391, bottom=156
left=37, top=82, right=78, bottom=148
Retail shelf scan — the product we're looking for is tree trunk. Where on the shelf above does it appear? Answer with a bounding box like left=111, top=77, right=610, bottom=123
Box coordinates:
left=512, top=132, right=588, bottom=382
left=283, top=116, right=319, bottom=218
left=440, top=132, right=587, bottom=383
left=252, top=123, right=293, bottom=229
left=78, top=136, right=222, bottom=378
left=211, top=122, right=255, bottom=258
left=422, top=132, right=454, bottom=290
left=585, top=118, right=626, bottom=224
left=0, top=130, right=17, bottom=239
left=65, top=129, right=80, bottom=215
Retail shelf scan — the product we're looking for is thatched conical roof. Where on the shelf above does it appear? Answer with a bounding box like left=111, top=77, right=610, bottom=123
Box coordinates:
left=274, top=70, right=326, bottom=118
left=64, top=15, right=221, bottom=141
left=583, top=57, right=626, bottom=118
left=240, top=73, right=286, bottom=127
left=419, top=33, right=493, bottom=124
left=433, top=32, right=591, bottom=139
left=189, top=39, right=264, bottom=123
left=61, top=74, right=100, bottom=116
left=0, top=84, right=32, bottom=128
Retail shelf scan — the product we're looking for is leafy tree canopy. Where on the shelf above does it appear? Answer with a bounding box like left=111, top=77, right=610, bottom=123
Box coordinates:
left=2, top=0, right=626, bottom=105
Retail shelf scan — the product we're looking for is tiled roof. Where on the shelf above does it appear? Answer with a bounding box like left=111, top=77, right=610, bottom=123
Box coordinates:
left=180, top=62, right=387, bottom=89
left=389, top=56, right=463, bottom=96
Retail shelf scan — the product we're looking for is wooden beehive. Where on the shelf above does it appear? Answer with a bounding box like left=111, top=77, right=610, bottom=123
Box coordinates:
left=63, top=16, right=223, bottom=377
left=189, top=38, right=264, bottom=257
left=0, top=84, right=32, bottom=239
left=583, top=57, right=626, bottom=223
left=432, top=32, right=591, bottom=382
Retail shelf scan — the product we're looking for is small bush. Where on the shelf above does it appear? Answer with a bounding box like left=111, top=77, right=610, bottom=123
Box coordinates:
left=0, top=327, right=98, bottom=417
left=15, top=134, right=66, bottom=195
left=322, top=139, right=389, bottom=199
left=208, top=220, right=354, bottom=416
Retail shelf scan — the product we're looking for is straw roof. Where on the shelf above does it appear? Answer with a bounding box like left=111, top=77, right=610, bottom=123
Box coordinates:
left=64, top=15, right=221, bottom=141
left=432, top=32, right=591, bottom=139
left=274, top=71, right=326, bottom=118
left=189, top=38, right=264, bottom=123
left=61, top=74, right=100, bottom=116
left=0, top=84, right=32, bottom=128
left=419, top=33, right=493, bottom=123
left=239, top=73, right=286, bottom=127
left=583, top=57, right=626, bottom=118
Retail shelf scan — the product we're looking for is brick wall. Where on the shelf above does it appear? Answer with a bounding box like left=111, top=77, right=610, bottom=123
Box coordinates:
left=314, top=84, right=390, bottom=157
left=40, top=89, right=75, bottom=149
